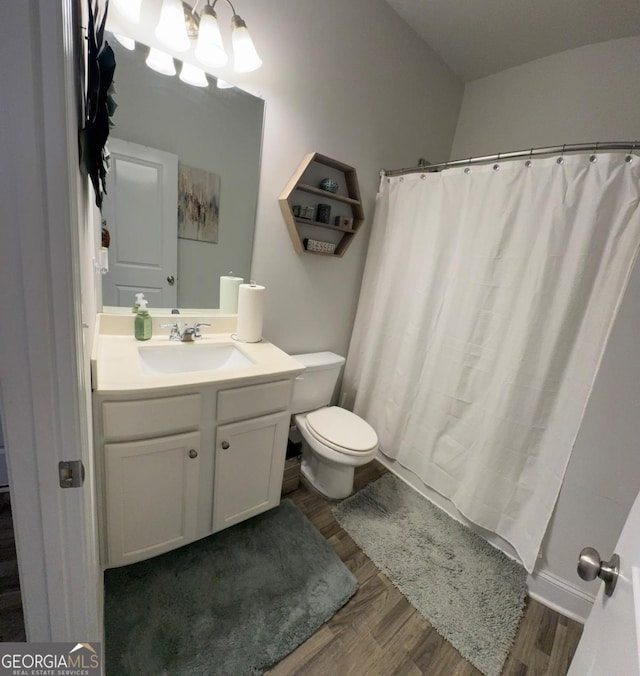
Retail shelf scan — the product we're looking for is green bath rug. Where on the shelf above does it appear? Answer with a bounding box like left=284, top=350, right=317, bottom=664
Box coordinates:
left=105, top=500, right=357, bottom=675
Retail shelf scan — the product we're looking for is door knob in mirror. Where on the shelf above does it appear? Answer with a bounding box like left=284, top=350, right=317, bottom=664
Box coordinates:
left=577, top=546, right=620, bottom=596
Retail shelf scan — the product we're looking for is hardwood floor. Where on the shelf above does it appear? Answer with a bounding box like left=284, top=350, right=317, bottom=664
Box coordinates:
left=0, top=464, right=582, bottom=674
left=0, top=491, right=25, bottom=642
left=267, top=462, right=583, bottom=676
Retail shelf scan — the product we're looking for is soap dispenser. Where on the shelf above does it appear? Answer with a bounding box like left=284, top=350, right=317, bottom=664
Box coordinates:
left=132, top=292, right=145, bottom=314
left=134, top=299, right=152, bottom=341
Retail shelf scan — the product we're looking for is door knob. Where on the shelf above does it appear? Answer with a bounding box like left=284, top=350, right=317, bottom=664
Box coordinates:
left=221, top=441, right=230, bottom=449
left=188, top=449, right=198, bottom=459
left=167, top=275, right=175, bottom=285
left=577, top=546, right=620, bottom=596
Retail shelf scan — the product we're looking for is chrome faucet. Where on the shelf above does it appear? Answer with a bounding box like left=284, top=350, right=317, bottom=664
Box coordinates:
left=161, top=322, right=211, bottom=342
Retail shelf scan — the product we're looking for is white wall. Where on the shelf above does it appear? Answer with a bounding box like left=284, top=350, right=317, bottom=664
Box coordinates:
left=449, top=37, right=640, bottom=617
left=451, top=36, right=640, bottom=158
left=245, top=0, right=463, bottom=355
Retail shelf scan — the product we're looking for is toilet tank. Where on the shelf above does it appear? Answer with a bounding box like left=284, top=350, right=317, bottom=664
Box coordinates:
left=290, top=352, right=346, bottom=414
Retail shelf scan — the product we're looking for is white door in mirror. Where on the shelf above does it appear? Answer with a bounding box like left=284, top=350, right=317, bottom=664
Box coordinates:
left=102, top=137, right=178, bottom=308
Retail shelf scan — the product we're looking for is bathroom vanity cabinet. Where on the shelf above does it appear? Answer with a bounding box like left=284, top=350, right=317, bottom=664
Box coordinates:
left=93, top=378, right=294, bottom=568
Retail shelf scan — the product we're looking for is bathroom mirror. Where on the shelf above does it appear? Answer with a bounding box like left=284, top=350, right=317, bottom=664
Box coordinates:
left=101, top=36, right=264, bottom=310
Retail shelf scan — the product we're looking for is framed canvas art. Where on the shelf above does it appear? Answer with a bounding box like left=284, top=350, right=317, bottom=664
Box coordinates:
left=178, top=164, right=220, bottom=244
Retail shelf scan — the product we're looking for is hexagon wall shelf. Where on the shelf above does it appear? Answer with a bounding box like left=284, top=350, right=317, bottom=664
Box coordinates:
left=279, top=152, right=364, bottom=257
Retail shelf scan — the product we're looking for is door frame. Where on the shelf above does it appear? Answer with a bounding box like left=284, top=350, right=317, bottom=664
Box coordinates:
left=0, top=0, right=101, bottom=640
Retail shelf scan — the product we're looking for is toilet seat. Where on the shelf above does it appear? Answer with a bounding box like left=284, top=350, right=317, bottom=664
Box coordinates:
left=305, top=406, right=378, bottom=456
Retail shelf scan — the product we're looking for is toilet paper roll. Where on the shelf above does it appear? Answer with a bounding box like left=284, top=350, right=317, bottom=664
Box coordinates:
left=219, top=275, right=244, bottom=313
left=236, top=283, right=265, bottom=342
left=98, top=247, right=109, bottom=275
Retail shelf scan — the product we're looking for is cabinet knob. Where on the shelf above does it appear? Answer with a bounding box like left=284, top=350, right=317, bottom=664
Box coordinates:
left=221, top=441, right=230, bottom=450
left=188, top=449, right=198, bottom=459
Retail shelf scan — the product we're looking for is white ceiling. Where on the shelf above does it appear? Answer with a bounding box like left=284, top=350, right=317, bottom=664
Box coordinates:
left=384, top=0, right=640, bottom=82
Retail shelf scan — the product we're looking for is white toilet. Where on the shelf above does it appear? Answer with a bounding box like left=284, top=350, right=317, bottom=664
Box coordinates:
left=291, top=352, right=378, bottom=499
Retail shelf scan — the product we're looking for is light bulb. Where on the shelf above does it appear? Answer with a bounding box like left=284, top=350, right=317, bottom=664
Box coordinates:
left=216, top=78, right=234, bottom=89
left=113, top=33, right=135, bottom=50
left=145, top=48, right=176, bottom=76
left=179, top=62, right=209, bottom=87
left=113, top=0, right=142, bottom=24
left=155, top=0, right=190, bottom=53
left=231, top=15, right=262, bottom=73
left=195, top=5, right=228, bottom=68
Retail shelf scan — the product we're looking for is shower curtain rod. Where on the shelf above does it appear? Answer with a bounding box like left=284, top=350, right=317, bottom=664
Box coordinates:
left=381, top=141, right=639, bottom=177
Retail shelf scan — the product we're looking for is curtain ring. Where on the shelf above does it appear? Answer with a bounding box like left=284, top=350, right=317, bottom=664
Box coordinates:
left=557, top=144, right=566, bottom=164
left=626, top=142, right=636, bottom=164
left=525, top=148, right=533, bottom=168
left=493, top=152, right=501, bottom=170
left=590, top=141, right=599, bottom=163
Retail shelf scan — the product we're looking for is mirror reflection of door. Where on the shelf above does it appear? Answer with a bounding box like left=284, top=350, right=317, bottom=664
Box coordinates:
left=102, top=137, right=178, bottom=308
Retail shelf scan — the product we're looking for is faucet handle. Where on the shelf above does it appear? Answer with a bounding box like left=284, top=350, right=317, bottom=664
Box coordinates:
left=193, top=322, right=211, bottom=338
left=160, top=322, right=182, bottom=341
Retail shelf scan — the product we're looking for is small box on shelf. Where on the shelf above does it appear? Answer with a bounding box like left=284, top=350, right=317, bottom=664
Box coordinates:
left=335, top=216, right=353, bottom=228
left=292, top=205, right=314, bottom=219
left=304, top=238, right=336, bottom=254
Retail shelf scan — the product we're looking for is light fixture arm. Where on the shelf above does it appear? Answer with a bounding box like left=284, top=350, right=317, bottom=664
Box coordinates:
left=210, top=0, right=239, bottom=16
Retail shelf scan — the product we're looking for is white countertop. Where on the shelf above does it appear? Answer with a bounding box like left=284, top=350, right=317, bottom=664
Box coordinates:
left=91, top=314, right=304, bottom=393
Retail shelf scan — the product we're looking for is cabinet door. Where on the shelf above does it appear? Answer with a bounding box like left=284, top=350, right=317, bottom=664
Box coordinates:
left=105, top=431, right=200, bottom=567
left=213, top=411, right=289, bottom=531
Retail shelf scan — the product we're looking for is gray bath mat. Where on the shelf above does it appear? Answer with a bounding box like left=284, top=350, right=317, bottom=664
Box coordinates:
left=332, top=473, right=527, bottom=676
left=105, top=500, right=357, bottom=675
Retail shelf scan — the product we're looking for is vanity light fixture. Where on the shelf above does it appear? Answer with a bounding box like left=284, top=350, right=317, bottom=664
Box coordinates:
left=150, top=0, right=262, bottom=73
left=145, top=47, right=177, bottom=76
left=179, top=61, right=209, bottom=87
left=156, top=0, right=191, bottom=52
left=197, top=0, right=262, bottom=72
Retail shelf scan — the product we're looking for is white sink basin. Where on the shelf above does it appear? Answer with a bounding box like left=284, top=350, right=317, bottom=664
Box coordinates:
left=138, top=343, right=254, bottom=375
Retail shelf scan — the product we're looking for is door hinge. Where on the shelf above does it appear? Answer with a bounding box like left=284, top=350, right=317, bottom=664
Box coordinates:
left=59, top=460, right=85, bottom=488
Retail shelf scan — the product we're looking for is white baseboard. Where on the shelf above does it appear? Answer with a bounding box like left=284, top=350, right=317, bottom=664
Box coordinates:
left=527, top=569, right=594, bottom=623
left=375, top=452, right=593, bottom=624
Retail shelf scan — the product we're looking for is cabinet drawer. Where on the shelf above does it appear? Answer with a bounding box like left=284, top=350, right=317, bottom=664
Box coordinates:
left=102, top=394, right=201, bottom=440
left=217, top=380, right=291, bottom=424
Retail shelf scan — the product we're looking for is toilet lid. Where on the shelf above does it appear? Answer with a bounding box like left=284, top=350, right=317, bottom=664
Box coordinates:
left=306, top=407, right=378, bottom=454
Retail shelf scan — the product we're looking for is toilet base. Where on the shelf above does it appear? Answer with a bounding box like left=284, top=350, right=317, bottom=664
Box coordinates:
left=301, top=446, right=355, bottom=499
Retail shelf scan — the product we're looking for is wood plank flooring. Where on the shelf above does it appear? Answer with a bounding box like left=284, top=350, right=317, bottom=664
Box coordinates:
left=0, top=464, right=583, bottom=674
left=267, top=462, right=583, bottom=676
left=0, top=492, right=25, bottom=642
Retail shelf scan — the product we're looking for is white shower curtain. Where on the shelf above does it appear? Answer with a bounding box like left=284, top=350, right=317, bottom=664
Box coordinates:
left=343, top=153, right=640, bottom=572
